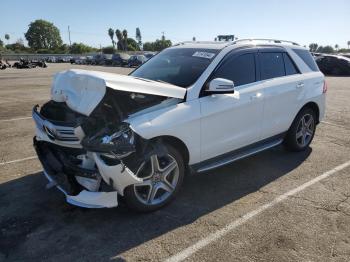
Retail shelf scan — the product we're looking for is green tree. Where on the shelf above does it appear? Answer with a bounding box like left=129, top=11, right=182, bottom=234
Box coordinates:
left=126, top=38, right=140, bottom=51
left=5, top=34, right=10, bottom=44
left=192, top=37, right=196, bottom=41
left=309, top=43, right=318, bottom=52
left=25, top=19, right=63, bottom=50
left=115, top=29, right=124, bottom=50
left=335, top=44, right=339, bottom=51
left=108, top=28, right=115, bottom=49
left=69, top=42, right=96, bottom=54
left=348, top=41, right=350, bottom=49
left=102, top=46, right=115, bottom=54
left=143, top=38, right=172, bottom=51
left=122, top=29, right=128, bottom=51
left=317, top=45, right=334, bottom=54
left=136, top=27, right=142, bottom=48
left=0, top=39, right=3, bottom=47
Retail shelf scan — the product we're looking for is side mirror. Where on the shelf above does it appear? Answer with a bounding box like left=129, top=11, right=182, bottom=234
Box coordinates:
left=206, top=78, right=235, bottom=94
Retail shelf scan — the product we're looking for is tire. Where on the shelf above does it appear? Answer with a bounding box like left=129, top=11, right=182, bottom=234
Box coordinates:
left=284, top=107, right=316, bottom=152
left=124, top=144, right=185, bottom=212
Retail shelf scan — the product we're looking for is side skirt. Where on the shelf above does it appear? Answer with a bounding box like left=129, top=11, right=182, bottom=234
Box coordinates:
left=190, top=134, right=285, bottom=173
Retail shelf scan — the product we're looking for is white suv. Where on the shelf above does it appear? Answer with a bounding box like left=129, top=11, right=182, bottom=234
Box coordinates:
left=33, top=39, right=326, bottom=211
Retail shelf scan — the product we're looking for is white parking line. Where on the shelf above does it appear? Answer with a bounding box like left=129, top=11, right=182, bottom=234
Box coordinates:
left=321, top=121, right=347, bottom=129
left=165, top=160, right=350, bottom=262
left=0, top=116, right=32, bottom=122
left=0, top=156, right=37, bottom=166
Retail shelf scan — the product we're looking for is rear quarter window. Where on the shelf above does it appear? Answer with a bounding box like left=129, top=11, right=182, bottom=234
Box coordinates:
left=292, top=49, right=319, bottom=72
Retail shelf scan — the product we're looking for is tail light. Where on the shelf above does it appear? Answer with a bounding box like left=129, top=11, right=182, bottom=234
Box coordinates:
left=323, top=80, right=327, bottom=93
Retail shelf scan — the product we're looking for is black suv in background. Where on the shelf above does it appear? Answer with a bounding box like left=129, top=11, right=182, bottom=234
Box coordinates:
left=112, top=53, right=130, bottom=66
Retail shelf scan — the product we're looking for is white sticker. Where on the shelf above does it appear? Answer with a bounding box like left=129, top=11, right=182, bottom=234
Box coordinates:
left=192, top=51, right=215, bottom=59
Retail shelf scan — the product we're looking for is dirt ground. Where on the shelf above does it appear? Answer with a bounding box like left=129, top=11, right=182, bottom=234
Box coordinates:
left=0, top=64, right=349, bottom=262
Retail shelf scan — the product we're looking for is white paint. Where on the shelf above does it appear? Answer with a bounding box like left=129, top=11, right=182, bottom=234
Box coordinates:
left=0, top=116, right=31, bottom=122
left=165, top=160, right=350, bottom=262
left=0, top=156, right=37, bottom=166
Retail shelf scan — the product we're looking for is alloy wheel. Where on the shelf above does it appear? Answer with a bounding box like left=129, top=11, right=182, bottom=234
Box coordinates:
left=296, top=113, right=314, bottom=147
left=133, top=154, right=179, bottom=205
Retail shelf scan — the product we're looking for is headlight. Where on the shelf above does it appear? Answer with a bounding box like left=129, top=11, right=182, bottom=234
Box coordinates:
left=100, top=123, right=135, bottom=158
left=81, top=123, right=136, bottom=158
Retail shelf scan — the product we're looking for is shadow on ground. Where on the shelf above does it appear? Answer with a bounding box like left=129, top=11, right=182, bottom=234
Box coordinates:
left=0, top=146, right=311, bottom=261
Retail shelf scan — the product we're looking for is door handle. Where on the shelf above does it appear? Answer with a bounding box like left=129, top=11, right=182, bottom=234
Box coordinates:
left=250, top=92, right=262, bottom=100
left=296, top=82, right=304, bottom=89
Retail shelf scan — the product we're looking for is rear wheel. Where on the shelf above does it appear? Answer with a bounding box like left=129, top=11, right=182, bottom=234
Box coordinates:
left=284, top=108, right=316, bottom=152
left=124, top=144, right=185, bottom=212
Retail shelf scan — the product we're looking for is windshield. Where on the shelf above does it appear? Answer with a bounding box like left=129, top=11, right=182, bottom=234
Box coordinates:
left=131, top=48, right=219, bottom=88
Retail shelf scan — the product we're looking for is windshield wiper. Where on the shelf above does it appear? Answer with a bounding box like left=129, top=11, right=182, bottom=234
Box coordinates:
left=154, top=79, right=170, bottom=84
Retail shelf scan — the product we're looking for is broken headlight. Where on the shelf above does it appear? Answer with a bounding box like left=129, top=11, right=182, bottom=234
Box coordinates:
left=81, top=123, right=136, bottom=158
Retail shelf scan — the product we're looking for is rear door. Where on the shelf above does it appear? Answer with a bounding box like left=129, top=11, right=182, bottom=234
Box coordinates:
left=258, top=48, right=304, bottom=139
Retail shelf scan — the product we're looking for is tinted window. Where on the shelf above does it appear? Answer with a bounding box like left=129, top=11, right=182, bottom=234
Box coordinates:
left=292, top=49, right=319, bottom=71
left=131, top=48, right=219, bottom=88
left=260, top=52, right=285, bottom=80
left=213, top=53, right=256, bottom=86
left=283, top=53, right=299, bottom=75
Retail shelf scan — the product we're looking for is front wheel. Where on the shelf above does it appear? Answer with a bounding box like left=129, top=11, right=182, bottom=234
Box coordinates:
left=284, top=108, right=316, bottom=152
left=124, top=144, right=185, bottom=212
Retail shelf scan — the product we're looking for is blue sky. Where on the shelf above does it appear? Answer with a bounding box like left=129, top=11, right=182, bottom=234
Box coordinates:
left=1, top=0, right=349, bottom=48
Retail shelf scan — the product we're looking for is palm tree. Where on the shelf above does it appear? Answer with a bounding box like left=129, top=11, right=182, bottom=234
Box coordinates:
left=115, top=29, right=123, bottom=50
left=136, top=27, right=142, bottom=48
left=122, top=29, right=128, bottom=51
left=5, top=34, right=10, bottom=44
left=335, top=44, right=339, bottom=51
left=347, top=41, right=350, bottom=49
left=192, top=37, right=196, bottom=41
left=108, top=28, right=115, bottom=49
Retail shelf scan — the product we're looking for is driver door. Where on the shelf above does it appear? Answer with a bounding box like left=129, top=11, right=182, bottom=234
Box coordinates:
left=199, top=49, right=264, bottom=161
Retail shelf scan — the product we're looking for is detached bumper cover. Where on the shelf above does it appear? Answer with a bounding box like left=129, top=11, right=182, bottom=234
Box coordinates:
left=34, top=138, right=119, bottom=208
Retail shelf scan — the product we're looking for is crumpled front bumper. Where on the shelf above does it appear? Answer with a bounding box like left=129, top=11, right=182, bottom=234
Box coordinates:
left=34, top=137, right=120, bottom=208
left=33, top=106, right=142, bottom=209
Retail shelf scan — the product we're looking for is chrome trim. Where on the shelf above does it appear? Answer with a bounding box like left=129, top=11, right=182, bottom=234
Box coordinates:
left=32, top=108, right=80, bottom=144
left=197, top=139, right=283, bottom=173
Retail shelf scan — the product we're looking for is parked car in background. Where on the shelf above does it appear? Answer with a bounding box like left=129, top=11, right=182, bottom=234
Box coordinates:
left=144, top=52, right=156, bottom=60
left=103, top=54, right=113, bottom=66
left=128, top=55, right=147, bottom=67
left=85, top=56, right=94, bottom=65
left=338, top=53, right=350, bottom=59
left=316, top=55, right=350, bottom=75
left=46, top=56, right=56, bottom=63
left=75, top=56, right=87, bottom=65
left=32, top=39, right=326, bottom=212
left=112, top=53, right=130, bottom=66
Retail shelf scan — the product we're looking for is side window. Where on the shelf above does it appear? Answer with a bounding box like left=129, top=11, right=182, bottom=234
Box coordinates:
left=213, top=53, right=256, bottom=87
left=292, top=48, right=319, bottom=72
left=283, top=53, right=299, bottom=75
left=260, top=52, right=285, bottom=80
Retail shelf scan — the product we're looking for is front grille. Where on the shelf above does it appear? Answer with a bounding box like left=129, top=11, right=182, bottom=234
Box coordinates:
left=32, top=106, right=80, bottom=144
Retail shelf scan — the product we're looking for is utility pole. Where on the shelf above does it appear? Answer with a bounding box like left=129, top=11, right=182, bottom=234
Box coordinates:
left=68, top=26, right=72, bottom=47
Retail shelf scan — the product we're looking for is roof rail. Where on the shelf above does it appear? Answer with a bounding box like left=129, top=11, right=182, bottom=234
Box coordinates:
left=231, top=38, right=300, bottom=46
left=173, top=41, right=229, bottom=46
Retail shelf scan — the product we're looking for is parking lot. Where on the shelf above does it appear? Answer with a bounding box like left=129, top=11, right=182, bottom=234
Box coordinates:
left=0, top=64, right=349, bottom=261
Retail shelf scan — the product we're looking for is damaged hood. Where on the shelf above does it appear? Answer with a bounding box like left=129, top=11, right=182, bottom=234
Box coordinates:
left=51, top=69, right=186, bottom=116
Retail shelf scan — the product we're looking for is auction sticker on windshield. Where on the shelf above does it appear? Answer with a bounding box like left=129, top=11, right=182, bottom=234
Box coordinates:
left=192, top=51, right=216, bottom=59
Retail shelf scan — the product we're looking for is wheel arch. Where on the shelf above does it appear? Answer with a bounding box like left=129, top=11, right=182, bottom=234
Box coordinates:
left=298, top=101, right=320, bottom=124
left=150, top=135, right=190, bottom=166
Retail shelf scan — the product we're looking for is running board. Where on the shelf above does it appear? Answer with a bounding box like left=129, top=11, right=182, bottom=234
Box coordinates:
left=192, top=136, right=284, bottom=173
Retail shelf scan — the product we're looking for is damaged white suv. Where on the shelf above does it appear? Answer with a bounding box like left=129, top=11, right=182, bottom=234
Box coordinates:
left=33, top=39, right=326, bottom=211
